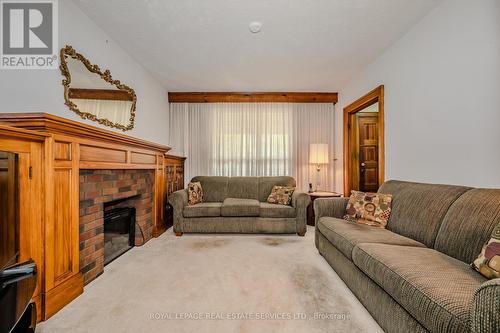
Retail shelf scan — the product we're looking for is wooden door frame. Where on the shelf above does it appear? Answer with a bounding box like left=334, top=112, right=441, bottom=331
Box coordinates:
left=343, top=85, right=385, bottom=196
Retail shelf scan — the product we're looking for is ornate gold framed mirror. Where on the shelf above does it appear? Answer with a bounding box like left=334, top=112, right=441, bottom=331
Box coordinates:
left=59, top=45, right=137, bottom=131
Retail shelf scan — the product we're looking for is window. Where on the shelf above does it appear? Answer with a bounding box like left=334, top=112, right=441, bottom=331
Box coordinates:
left=169, top=102, right=336, bottom=190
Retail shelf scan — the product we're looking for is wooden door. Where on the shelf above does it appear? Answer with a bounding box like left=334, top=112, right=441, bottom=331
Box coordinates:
left=343, top=85, right=385, bottom=196
left=357, top=114, right=379, bottom=192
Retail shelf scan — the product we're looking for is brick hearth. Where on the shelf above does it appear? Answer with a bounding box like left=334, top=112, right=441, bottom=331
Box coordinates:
left=79, top=169, right=155, bottom=284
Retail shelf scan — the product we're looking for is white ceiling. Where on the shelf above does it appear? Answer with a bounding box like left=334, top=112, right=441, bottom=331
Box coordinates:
left=73, top=0, right=442, bottom=92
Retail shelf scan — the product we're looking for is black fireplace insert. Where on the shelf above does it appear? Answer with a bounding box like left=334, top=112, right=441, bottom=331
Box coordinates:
left=103, top=207, right=135, bottom=265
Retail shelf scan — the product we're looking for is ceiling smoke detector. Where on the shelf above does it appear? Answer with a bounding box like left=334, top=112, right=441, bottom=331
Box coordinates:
left=249, top=22, right=262, bottom=33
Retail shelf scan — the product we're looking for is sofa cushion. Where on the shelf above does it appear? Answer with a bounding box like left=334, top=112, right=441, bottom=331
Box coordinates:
left=258, top=176, right=296, bottom=202
left=183, top=202, right=221, bottom=218
left=378, top=180, right=470, bottom=248
left=434, top=188, right=500, bottom=264
left=352, top=243, right=486, bottom=333
left=187, top=181, right=203, bottom=205
left=259, top=202, right=296, bottom=218
left=472, top=222, right=500, bottom=279
left=182, top=216, right=297, bottom=234
left=317, top=217, right=425, bottom=260
left=191, top=176, right=228, bottom=202
left=227, top=177, right=259, bottom=200
left=267, top=186, right=295, bottom=205
left=343, top=190, right=393, bottom=228
left=221, top=198, right=260, bottom=217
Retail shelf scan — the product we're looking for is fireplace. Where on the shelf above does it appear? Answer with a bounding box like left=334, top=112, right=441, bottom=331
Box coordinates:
left=79, top=169, right=155, bottom=284
left=103, top=206, right=136, bottom=265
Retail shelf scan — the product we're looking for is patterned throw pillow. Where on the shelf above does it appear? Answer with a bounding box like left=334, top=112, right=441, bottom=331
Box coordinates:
left=187, top=181, right=203, bottom=206
left=472, top=223, right=500, bottom=279
left=343, top=190, right=393, bottom=228
left=267, top=186, right=295, bottom=205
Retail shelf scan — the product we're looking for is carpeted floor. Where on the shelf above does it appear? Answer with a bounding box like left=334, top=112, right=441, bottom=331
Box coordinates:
left=38, top=226, right=383, bottom=333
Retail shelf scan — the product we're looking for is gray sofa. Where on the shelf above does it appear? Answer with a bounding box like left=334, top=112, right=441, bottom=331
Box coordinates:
left=315, top=180, right=500, bottom=333
left=169, top=176, right=310, bottom=236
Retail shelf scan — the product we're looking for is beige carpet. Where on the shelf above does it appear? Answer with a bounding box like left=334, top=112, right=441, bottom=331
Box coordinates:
left=38, top=226, right=383, bottom=333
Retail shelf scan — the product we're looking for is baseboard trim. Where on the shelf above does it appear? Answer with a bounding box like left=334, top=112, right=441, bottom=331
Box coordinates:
left=43, top=273, right=84, bottom=320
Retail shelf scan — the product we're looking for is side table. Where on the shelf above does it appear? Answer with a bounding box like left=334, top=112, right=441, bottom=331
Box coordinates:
left=307, top=191, right=342, bottom=226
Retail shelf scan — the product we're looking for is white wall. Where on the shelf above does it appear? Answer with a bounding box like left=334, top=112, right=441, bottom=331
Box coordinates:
left=336, top=0, right=500, bottom=190
left=0, top=0, right=169, bottom=145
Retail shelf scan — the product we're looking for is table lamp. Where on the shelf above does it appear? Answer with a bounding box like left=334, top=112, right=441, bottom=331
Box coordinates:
left=309, top=143, right=329, bottom=191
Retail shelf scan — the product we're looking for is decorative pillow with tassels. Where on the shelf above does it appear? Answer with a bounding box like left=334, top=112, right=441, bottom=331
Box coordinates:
left=188, top=181, right=203, bottom=206
left=343, top=190, right=393, bottom=228
left=267, top=186, right=295, bottom=206
left=472, top=223, right=500, bottom=279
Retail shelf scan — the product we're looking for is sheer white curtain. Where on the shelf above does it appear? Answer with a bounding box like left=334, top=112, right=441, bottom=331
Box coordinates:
left=72, top=99, right=133, bottom=126
left=293, top=103, right=336, bottom=192
left=169, top=102, right=335, bottom=191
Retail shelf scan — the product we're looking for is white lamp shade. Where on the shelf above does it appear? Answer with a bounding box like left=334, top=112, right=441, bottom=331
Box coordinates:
left=309, top=143, right=329, bottom=164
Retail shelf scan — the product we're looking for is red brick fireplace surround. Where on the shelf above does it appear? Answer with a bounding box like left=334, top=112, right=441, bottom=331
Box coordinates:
left=79, top=169, right=155, bottom=284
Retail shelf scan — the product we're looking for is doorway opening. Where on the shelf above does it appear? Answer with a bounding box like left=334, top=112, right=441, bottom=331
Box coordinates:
left=343, top=85, right=385, bottom=196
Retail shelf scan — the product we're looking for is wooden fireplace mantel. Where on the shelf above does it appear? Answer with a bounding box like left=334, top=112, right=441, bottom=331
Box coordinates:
left=0, top=113, right=170, bottom=152
left=0, top=113, right=172, bottom=170
left=0, top=113, right=184, bottom=321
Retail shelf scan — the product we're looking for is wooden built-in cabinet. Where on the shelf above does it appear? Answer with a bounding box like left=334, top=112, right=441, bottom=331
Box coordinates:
left=164, top=155, right=186, bottom=197
left=154, top=154, right=185, bottom=236
left=0, top=125, right=48, bottom=322
left=163, top=155, right=186, bottom=229
left=0, top=113, right=183, bottom=321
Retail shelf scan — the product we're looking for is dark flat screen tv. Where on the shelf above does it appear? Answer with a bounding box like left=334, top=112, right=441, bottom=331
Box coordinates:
left=0, top=151, right=19, bottom=272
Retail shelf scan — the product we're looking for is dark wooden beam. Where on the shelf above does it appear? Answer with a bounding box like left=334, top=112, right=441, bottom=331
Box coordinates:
left=68, top=88, right=133, bottom=101
left=168, top=92, right=338, bottom=103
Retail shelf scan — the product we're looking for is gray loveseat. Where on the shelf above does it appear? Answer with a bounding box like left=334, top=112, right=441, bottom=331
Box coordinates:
left=169, top=176, right=310, bottom=236
left=315, top=180, right=500, bottom=333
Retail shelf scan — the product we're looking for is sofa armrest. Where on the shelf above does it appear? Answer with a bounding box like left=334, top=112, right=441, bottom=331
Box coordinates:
left=168, top=189, right=188, bottom=233
left=314, top=197, right=349, bottom=222
left=314, top=197, right=349, bottom=248
left=292, top=191, right=311, bottom=235
left=471, top=278, right=500, bottom=333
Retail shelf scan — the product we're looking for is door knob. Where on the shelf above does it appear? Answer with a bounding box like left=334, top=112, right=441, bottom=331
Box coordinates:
left=361, top=162, right=366, bottom=167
